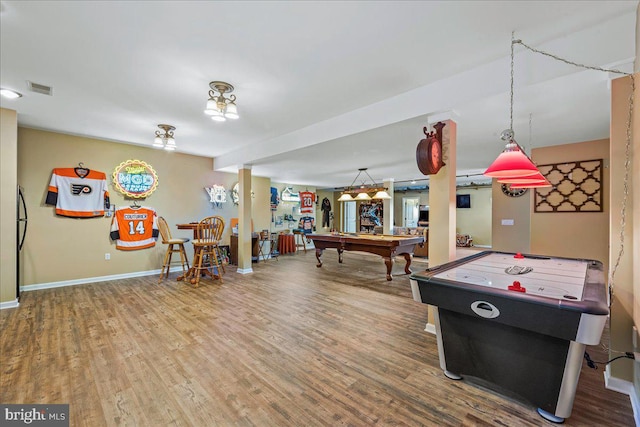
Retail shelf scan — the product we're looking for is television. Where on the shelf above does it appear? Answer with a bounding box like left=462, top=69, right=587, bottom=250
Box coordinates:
left=456, top=194, right=471, bottom=209
left=418, top=205, right=429, bottom=223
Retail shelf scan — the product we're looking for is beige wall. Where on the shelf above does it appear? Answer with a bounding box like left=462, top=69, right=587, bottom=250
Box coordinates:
left=391, top=187, right=492, bottom=247
left=315, top=189, right=335, bottom=231
left=249, top=176, right=272, bottom=233
left=17, top=127, right=271, bottom=286
left=491, top=180, right=531, bottom=253
left=393, top=190, right=429, bottom=226
left=530, top=139, right=610, bottom=266
left=609, top=74, right=638, bottom=383
left=456, top=187, right=492, bottom=246
left=1, top=108, right=18, bottom=303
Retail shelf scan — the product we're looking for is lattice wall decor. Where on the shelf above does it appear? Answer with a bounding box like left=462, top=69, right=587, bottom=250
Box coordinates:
left=534, top=159, right=603, bottom=213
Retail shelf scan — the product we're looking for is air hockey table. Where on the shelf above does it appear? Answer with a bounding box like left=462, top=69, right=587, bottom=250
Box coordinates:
left=410, top=250, right=609, bottom=423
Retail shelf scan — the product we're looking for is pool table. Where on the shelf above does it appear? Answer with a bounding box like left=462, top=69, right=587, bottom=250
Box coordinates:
left=307, top=233, right=425, bottom=281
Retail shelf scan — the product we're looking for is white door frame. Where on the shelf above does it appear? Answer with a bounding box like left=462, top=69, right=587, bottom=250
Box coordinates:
left=402, top=197, right=420, bottom=227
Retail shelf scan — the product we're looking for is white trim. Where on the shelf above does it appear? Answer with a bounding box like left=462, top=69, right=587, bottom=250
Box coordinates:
left=20, top=266, right=186, bottom=292
left=632, top=386, right=640, bottom=427
left=424, top=323, right=436, bottom=335
left=236, top=268, right=253, bottom=274
left=604, top=365, right=639, bottom=426
left=0, top=299, right=20, bottom=310
left=604, top=365, right=634, bottom=395
left=473, top=244, right=491, bottom=248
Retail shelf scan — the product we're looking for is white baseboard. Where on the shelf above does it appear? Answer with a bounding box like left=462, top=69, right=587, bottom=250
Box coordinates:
left=473, top=244, right=491, bottom=248
left=424, top=323, right=436, bottom=335
left=604, top=365, right=639, bottom=426
left=20, top=266, right=187, bottom=292
left=236, top=268, right=253, bottom=274
left=0, top=298, right=20, bottom=310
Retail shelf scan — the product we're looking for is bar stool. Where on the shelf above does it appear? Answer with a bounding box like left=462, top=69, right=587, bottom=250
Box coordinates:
left=189, top=216, right=225, bottom=287
left=257, top=230, right=270, bottom=262
left=293, top=229, right=307, bottom=253
left=157, top=217, right=190, bottom=283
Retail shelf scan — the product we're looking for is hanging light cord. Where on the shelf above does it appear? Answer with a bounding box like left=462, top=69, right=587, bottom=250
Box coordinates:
left=513, top=37, right=635, bottom=307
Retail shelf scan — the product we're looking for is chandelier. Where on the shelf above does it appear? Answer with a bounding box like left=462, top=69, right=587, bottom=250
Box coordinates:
left=153, top=124, right=176, bottom=151
left=204, top=81, right=239, bottom=122
left=338, top=168, right=391, bottom=202
left=483, top=35, right=550, bottom=188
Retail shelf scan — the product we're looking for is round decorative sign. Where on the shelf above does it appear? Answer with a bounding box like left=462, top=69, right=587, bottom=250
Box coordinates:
left=112, top=160, right=159, bottom=198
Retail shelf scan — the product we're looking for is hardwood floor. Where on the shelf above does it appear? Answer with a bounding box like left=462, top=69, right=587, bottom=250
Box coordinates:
left=1, top=251, right=634, bottom=426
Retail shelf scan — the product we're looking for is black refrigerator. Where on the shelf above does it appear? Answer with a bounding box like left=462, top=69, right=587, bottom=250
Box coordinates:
left=16, top=186, right=27, bottom=300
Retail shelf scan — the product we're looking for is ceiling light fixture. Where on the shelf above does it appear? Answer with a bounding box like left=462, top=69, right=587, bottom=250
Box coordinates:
left=0, top=88, right=22, bottom=99
left=484, top=34, right=547, bottom=187
left=153, top=124, right=176, bottom=151
left=338, top=168, right=391, bottom=202
left=204, top=81, right=239, bottom=122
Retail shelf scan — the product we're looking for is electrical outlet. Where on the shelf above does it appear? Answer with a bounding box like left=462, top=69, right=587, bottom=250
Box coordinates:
left=105, top=253, right=111, bottom=260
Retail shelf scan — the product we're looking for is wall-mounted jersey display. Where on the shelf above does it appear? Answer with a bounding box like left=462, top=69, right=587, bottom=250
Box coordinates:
left=299, top=191, right=316, bottom=214
left=46, top=167, right=110, bottom=218
left=270, top=187, right=280, bottom=210
left=298, top=216, right=315, bottom=234
left=109, top=206, right=159, bottom=250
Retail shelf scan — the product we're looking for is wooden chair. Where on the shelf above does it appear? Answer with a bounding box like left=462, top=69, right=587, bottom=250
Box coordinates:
left=157, top=217, right=190, bottom=283
left=189, top=216, right=225, bottom=287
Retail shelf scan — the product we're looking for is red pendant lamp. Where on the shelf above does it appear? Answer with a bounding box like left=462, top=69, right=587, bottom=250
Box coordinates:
left=484, top=130, right=540, bottom=178
left=498, top=170, right=547, bottom=184
left=484, top=36, right=544, bottom=181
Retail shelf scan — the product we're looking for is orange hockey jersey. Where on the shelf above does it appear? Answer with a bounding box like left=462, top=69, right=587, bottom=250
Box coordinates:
left=110, top=206, right=159, bottom=251
left=299, top=191, right=316, bottom=214
left=46, top=167, right=110, bottom=218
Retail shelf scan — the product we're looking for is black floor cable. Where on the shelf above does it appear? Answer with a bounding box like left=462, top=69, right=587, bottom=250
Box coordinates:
left=584, top=351, right=634, bottom=369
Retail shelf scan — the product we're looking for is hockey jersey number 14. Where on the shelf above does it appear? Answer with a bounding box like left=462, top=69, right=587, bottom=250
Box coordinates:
left=110, top=206, right=159, bottom=251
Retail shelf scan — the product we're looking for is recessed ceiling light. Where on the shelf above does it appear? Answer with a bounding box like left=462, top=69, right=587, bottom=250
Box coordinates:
left=0, top=88, right=22, bottom=99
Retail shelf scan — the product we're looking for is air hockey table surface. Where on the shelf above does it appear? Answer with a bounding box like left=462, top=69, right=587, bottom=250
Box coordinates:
left=410, top=250, right=609, bottom=423
left=431, top=251, right=588, bottom=300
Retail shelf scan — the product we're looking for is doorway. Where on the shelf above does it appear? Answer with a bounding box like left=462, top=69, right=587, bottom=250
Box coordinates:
left=343, top=201, right=356, bottom=233
left=402, top=197, right=419, bottom=227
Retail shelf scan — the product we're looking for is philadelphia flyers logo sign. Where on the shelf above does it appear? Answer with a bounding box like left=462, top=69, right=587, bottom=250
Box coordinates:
left=71, top=184, right=92, bottom=195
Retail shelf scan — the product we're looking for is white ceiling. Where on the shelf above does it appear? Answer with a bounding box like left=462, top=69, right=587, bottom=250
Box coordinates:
left=1, top=1, right=637, bottom=189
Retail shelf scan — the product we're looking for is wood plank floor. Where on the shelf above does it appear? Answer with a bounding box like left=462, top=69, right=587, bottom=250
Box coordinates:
left=1, top=250, right=634, bottom=426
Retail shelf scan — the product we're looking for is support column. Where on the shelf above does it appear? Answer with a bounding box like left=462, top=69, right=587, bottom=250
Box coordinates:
left=383, top=178, right=394, bottom=235
left=428, top=119, right=457, bottom=267
left=426, top=117, right=457, bottom=333
left=608, top=74, right=637, bottom=382
left=0, top=108, right=18, bottom=308
left=237, top=165, right=253, bottom=274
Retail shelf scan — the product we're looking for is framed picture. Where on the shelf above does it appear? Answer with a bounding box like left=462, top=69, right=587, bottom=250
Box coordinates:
left=275, top=216, right=283, bottom=228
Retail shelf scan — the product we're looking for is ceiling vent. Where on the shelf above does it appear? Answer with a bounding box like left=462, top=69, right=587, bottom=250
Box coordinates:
left=26, top=81, right=53, bottom=96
